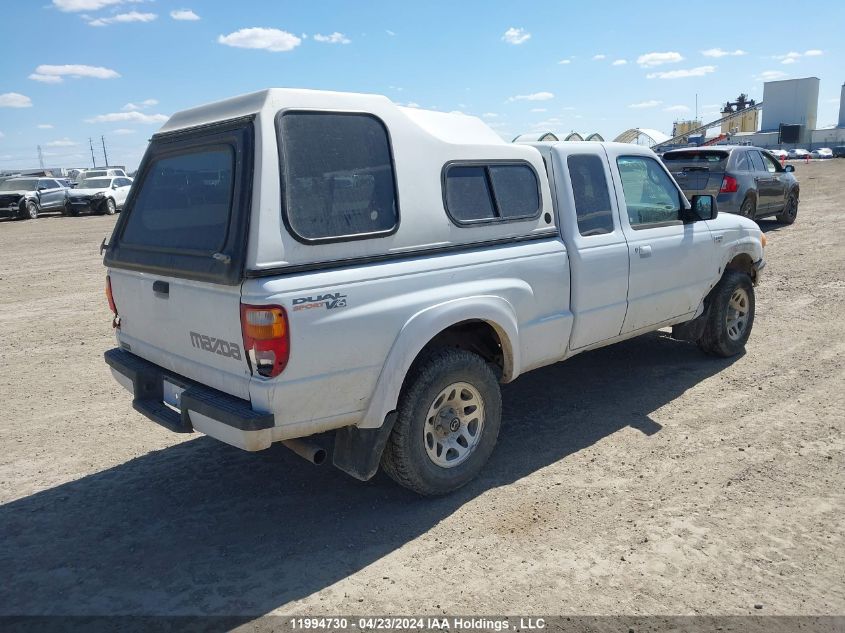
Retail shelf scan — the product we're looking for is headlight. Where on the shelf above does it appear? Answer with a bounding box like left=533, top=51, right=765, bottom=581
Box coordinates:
left=92, top=192, right=105, bottom=198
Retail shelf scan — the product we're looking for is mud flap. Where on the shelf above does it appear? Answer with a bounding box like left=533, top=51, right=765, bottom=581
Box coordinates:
left=332, top=412, right=397, bottom=481
left=672, top=301, right=710, bottom=343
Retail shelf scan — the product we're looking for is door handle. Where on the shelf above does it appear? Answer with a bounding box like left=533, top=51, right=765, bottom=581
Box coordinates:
left=152, top=280, right=169, bottom=296
left=636, top=245, right=652, bottom=258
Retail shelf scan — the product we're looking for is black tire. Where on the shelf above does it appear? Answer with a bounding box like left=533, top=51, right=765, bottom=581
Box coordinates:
left=776, top=192, right=798, bottom=224
left=22, top=200, right=38, bottom=220
left=103, top=198, right=116, bottom=215
left=697, top=270, right=755, bottom=357
left=739, top=196, right=756, bottom=219
left=381, top=348, right=502, bottom=496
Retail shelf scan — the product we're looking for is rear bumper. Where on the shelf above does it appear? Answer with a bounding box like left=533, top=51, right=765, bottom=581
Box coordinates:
left=104, top=348, right=275, bottom=451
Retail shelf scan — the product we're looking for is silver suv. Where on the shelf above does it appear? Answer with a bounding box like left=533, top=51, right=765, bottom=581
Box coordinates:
left=661, top=146, right=800, bottom=224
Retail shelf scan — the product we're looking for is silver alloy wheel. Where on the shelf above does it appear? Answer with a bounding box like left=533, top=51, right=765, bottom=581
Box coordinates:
left=726, top=287, right=750, bottom=341
left=423, top=381, right=485, bottom=468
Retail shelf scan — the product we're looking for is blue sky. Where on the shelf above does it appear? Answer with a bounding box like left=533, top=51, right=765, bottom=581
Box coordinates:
left=1, top=0, right=843, bottom=171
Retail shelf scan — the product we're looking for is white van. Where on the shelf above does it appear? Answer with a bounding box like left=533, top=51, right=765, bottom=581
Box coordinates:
left=103, top=89, right=765, bottom=495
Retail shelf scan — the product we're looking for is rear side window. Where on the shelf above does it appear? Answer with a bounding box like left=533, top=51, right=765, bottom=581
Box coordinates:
left=279, top=112, right=398, bottom=242
left=121, top=147, right=234, bottom=252
left=748, top=150, right=765, bottom=172
left=567, top=154, right=614, bottom=236
left=444, top=162, right=540, bottom=225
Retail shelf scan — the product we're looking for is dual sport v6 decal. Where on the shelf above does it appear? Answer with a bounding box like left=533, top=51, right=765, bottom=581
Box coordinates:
left=292, top=292, right=348, bottom=312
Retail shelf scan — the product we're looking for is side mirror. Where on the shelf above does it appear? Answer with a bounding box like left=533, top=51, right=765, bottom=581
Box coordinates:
left=784, top=164, right=795, bottom=173
left=690, top=195, right=717, bottom=221
left=111, top=184, right=118, bottom=189
left=37, top=186, right=47, bottom=191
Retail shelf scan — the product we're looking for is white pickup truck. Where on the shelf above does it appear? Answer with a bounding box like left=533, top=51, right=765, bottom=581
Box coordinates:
left=103, top=89, right=765, bottom=495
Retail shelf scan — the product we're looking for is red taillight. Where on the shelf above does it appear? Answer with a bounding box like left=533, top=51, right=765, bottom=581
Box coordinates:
left=720, top=174, right=738, bottom=193
left=240, top=304, right=290, bottom=378
left=105, top=275, right=117, bottom=315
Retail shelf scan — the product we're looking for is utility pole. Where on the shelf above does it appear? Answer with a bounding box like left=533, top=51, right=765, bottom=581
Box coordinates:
left=37, top=145, right=45, bottom=170
left=101, top=135, right=109, bottom=167
left=89, top=138, right=97, bottom=167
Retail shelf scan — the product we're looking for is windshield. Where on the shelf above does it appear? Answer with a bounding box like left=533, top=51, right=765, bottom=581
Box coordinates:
left=662, top=150, right=729, bottom=163
left=0, top=179, right=37, bottom=191
left=79, top=178, right=112, bottom=189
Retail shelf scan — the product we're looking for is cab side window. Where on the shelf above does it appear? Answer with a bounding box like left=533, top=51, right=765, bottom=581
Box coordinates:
left=760, top=153, right=779, bottom=174
left=567, top=154, right=614, bottom=236
left=616, top=156, right=682, bottom=229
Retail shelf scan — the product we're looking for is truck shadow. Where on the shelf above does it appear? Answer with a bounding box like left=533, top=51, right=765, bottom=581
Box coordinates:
left=1, top=332, right=736, bottom=617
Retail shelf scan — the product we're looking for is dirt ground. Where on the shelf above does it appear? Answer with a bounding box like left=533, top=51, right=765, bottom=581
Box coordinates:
left=1, top=161, right=843, bottom=618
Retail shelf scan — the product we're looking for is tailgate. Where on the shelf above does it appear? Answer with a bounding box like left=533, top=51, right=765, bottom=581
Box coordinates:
left=103, top=117, right=255, bottom=399
left=110, top=269, right=251, bottom=399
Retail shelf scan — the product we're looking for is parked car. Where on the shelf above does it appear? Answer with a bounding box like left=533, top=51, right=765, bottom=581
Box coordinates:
left=0, top=176, right=69, bottom=220
left=67, top=176, right=132, bottom=215
left=103, top=89, right=766, bottom=496
left=661, top=146, right=799, bottom=223
left=832, top=146, right=845, bottom=158
left=56, top=177, right=77, bottom=189
left=810, top=148, right=833, bottom=159
left=769, top=149, right=788, bottom=160
left=74, top=168, right=128, bottom=182
left=787, top=148, right=810, bottom=159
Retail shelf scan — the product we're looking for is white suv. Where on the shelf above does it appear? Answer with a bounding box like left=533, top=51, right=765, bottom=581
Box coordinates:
left=103, top=89, right=765, bottom=495
left=68, top=176, right=133, bottom=215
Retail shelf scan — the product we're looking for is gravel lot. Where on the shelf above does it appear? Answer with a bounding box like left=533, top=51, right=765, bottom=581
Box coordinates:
left=1, top=161, right=843, bottom=617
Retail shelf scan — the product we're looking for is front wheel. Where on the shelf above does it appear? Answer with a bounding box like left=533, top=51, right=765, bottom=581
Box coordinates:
left=381, top=348, right=502, bottom=496
left=22, top=200, right=38, bottom=220
left=697, top=270, right=755, bottom=357
left=103, top=198, right=116, bottom=215
left=776, top=192, right=798, bottom=224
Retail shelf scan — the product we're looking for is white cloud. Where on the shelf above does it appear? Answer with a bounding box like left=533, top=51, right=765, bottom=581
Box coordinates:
left=112, top=128, right=136, bottom=134
left=218, top=27, right=302, bottom=52
left=37, top=123, right=54, bottom=129
left=85, top=111, right=168, bottom=124
left=592, top=54, right=606, bottom=60
left=637, top=51, right=684, bottom=67
left=558, top=59, right=571, bottom=65
left=773, top=49, right=823, bottom=65
left=0, top=131, right=4, bottom=139
left=386, top=29, right=395, bottom=36
left=508, top=91, right=554, bottom=102
left=45, top=138, right=78, bottom=147
left=0, top=93, right=33, bottom=108
left=29, top=64, right=120, bottom=83
left=647, top=65, right=715, bottom=79
left=701, top=48, right=746, bottom=58
left=482, top=113, right=499, bottom=119
left=87, top=11, right=157, bottom=27
left=781, top=58, right=797, bottom=65
left=122, top=98, right=158, bottom=111
left=170, top=9, right=200, bottom=21
left=612, top=59, right=627, bottom=66
left=664, top=105, right=691, bottom=113
left=756, top=70, right=789, bottom=82
left=313, top=32, right=351, bottom=44
left=403, top=102, right=420, bottom=108
left=804, top=49, right=823, bottom=56
left=530, top=108, right=547, bottom=112
left=52, top=0, right=124, bottom=11
left=628, top=100, right=662, bottom=109
left=502, top=27, right=531, bottom=45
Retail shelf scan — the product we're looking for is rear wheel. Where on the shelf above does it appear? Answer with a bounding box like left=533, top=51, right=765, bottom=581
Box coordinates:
left=697, top=270, right=755, bottom=357
left=381, top=348, right=502, bottom=496
left=739, top=196, right=756, bottom=219
left=776, top=192, right=798, bottom=224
